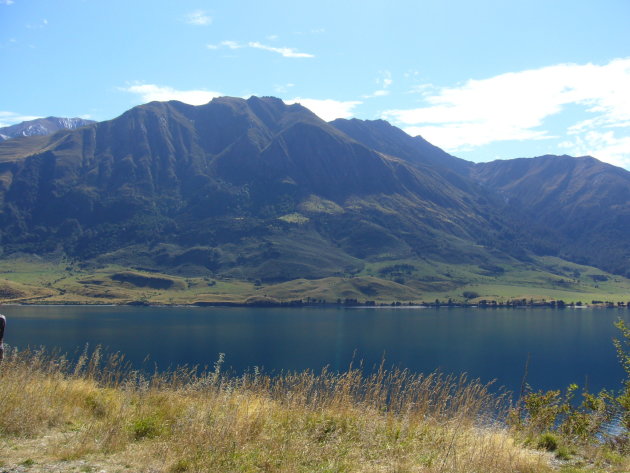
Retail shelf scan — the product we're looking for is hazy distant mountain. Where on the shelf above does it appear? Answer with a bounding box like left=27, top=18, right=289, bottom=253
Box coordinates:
left=0, top=96, right=628, bottom=281
left=471, top=155, right=630, bottom=276
left=0, top=116, right=96, bottom=142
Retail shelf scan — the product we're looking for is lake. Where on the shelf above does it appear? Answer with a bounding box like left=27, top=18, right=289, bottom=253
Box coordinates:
left=2, top=305, right=628, bottom=396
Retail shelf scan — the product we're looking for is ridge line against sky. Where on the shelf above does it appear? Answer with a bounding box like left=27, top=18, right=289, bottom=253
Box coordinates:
left=1, top=0, right=629, bottom=168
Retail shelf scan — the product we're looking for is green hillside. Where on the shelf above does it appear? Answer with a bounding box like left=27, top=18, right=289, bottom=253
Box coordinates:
left=0, top=97, right=629, bottom=303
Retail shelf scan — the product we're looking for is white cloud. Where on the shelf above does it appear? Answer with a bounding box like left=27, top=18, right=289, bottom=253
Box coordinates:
left=382, top=58, right=630, bottom=156
left=406, top=83, right=437, bottom=96
left=363, top=70, right=393, bottom=99
left=248, top=41, right=313, bottom=58
left=121, top=84, right=222, bottom=106
left=0, top=111, right=42, bottom=128
left=362, top=90, right=390, bottom=99
left=0, top=0, right=15, bottom=5
left=207, top=40, right=313, bottom=58
left=381, top=72, right=393, bottom=89
left=558, top=131, right=630, bottom=169
left=220, top=40, right=241, bottom=49
left=286, top=98, right=361, bottom=121
left=274, top=83, right=295, bottom=94
left=403, top=124, right=549, bottom=152
left=184, top=10, right=212, bottom=26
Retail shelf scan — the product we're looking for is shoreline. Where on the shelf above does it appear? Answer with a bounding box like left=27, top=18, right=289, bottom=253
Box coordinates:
left=3, top=300, right=629, bottom=309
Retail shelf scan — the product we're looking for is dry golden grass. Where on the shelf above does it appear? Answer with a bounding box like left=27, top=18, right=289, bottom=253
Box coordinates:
left=0, top=347, right=573, bottom=473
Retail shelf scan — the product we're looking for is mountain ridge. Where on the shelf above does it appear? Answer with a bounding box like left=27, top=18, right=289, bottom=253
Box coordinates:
left=0, top=96, right=628, bottom=293
left=472, top=154, right=630, bottom=275
left=0, top=116, right=96, bottom=142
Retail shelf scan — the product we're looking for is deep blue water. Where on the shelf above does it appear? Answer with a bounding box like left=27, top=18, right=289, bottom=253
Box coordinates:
left=2, top=305, right=628, bottom=395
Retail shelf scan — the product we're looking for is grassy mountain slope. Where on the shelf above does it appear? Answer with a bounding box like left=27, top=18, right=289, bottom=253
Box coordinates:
left=1, top=252, right=629, bottom=305
left=0, top=97, right=629, bottom=302
left=0, top=97, right=528, bottom=283
left=472, top=155, right=630, bottom=276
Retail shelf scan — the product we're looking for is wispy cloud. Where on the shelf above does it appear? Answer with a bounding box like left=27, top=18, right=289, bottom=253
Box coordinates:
left=26, top=18, right=48, bottom=29
left=274, top=83, right=295, bottom=94
left=382, top=58, right=630, bottom=162
left=293, top=28, right=326, bottom=35
left=286, top=98, right=361, bottom=121
left=207, top=40, right=241, bottom=50
left=363, top=70, right=393, bottom=98
left=220, top=40, right=241, bottom=50
left=184, top=10, right=212, bottom=26
left=0, top=111, right=42, bottom=128
left=207, top=40, right=314, bottom=58
left=0, top=0, right=15, bottom=5
left=121, top=83, right=222, bottom=105
left=559, top=131, right=630, bottom=169
left=248, top=41, right=313, bottom=58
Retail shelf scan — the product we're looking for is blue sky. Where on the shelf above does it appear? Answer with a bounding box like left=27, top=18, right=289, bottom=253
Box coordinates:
left=1, top=0, right=629, bottom=167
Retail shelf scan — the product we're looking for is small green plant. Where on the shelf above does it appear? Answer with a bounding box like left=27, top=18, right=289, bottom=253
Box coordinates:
left=614, top=319, right=630, bottom=430
left=536, top=432, right=559, bottom=451
left=130, top=415, right=165, bottom=440
left=555, top=444, right=572, bottom=460
left=513, top=319, right=630, bottom=461
left=170, top=459, right=192, bottom=472
left=521, top=389, right=564, bottom=433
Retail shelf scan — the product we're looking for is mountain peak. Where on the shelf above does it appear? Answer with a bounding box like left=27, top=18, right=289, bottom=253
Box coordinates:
left=0, top=116, right=96, bottom=142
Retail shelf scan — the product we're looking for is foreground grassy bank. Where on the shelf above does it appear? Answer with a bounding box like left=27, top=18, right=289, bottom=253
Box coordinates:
left=2, top=255, right=630, bottom=306
left=1, top=348, right=629, bottom=473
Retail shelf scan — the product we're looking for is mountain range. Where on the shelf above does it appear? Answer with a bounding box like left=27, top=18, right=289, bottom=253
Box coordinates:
left=0, top=116, right=95, bottom=142
left=0, top=96, right=628, bottom=299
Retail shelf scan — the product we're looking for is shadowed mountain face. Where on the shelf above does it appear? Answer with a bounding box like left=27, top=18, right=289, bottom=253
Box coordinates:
left=471, top=155, right=630, bottom=276
left=0, top=117, right=95, bottom=142
left=0, top=97, right=523, bottom=280
left=330, top=118, right=472, bottom=175
left=0, top=96, right=628, bottom=280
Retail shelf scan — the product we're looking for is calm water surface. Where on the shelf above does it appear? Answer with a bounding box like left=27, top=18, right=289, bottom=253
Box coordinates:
left=2, top=305, right=628, bottom=395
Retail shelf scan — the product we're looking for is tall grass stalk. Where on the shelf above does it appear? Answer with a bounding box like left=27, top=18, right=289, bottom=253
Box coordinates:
left=0, top=346, right=556, bottom=472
